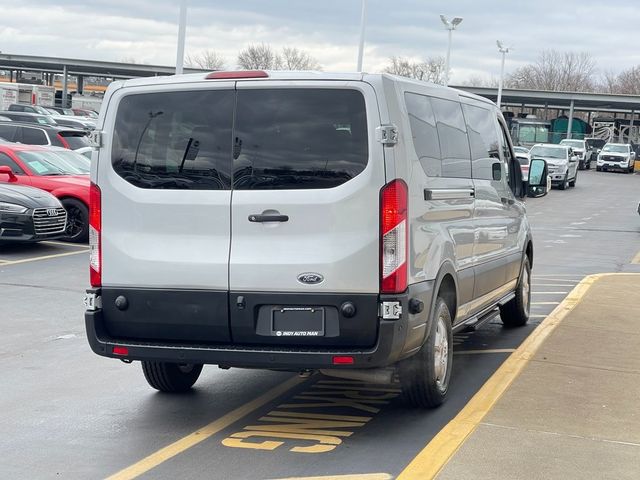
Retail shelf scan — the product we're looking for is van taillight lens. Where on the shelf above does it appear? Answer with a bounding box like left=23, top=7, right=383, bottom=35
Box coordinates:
left=380, top=180, right=408, bottom=294
left=89, top=182, right=101, bottom=287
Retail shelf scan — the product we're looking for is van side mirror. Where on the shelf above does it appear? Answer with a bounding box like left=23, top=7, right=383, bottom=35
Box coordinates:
left=527, top=158, right=548, bottom=198
left=0, top=165, right=17, bottom=181
left=491, top=162, right=501, bottom=181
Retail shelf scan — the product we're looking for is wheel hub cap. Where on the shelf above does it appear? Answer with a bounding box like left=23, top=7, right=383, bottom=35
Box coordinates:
left=434, top=316, right=449, bottom=389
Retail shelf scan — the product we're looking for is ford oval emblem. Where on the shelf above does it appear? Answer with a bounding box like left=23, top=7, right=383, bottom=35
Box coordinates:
left=297, top=273, right=324, bottom=285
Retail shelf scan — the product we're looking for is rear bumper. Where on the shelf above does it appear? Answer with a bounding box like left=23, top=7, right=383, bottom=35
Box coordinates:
left=84, top=282, right=434, bottom=370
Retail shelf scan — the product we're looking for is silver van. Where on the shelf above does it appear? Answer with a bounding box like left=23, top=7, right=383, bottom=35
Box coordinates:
left=84, top=71, right=547, bottom=407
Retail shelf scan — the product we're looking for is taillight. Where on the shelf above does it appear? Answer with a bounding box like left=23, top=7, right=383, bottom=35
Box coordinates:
left=380, top=179, right=408, bottom=294
left=89, top=183, right=101, bottom=287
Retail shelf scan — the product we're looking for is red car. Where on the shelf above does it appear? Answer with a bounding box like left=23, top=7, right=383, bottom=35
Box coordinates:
left=0, top=144, right=90, bottom=242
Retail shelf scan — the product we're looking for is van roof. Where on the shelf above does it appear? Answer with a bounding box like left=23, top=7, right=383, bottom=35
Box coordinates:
left=115, top=71, right=495, bottom=107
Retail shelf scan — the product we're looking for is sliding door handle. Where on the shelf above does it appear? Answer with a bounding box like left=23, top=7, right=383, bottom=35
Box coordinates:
left=248, top=214, right=289, bottom=223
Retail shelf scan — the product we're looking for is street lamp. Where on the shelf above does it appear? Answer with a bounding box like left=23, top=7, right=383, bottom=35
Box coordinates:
left=356, top=0, right=368, bottom=72
left=496, top=40, right=511, bottom=109
left=175, top=0, right=188, bottom=75
left=440, top=14, right=463, bottom=86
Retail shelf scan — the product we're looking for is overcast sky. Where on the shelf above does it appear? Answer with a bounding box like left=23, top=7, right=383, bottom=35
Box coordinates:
left=1, top=0, right=639, bottom=83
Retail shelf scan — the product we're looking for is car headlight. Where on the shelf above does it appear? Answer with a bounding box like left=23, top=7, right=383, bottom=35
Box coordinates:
left=0, top=202, right=29, bottom=214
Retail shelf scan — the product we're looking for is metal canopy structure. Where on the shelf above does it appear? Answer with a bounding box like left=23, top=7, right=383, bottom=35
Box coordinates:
left=457, top=86, right=640, bottom=113
left=0, top=53, right=208, bottom=79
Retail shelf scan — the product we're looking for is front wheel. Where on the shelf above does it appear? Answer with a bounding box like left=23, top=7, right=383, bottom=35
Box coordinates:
left=559, top=174, right=568, bottom=190
left=399, top=297, right=453, bottom=408
left=569, top=172, right=577, bottom=187
left=142, top=362, right=203, bottom=393
left=61, top=199, right=89, bottom=243
left=500, top=258, right=531, bottom=328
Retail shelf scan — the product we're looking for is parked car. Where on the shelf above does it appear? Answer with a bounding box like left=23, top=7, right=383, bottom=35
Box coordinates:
left=0, top=144, right=89, bottom=242
left=560, top=138, right=591, bottom=169
left=45, top=106, right=75, bottom=116
left=585, top=137, right=606, bottom=163
left=48, top=115, right=95, bottom=131
left=0, top=111, right=59, bottom=126
left=83, top=70, right=548, bottom=405
left=530, top=143, right=578, bottom=189
left=596, top=143, right=636, bottom=173
left=72, top=108, right=98, bottom=119
left=0, top=122, right=91, bottom=151
left=0, top=181, right=67, bottom=243
left=7, top=103, right=52, bottom=115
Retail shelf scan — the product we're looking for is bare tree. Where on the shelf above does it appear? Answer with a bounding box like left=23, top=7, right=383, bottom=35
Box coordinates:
left=612, top=66, right=640, bottom=94
left=459, top=75, right=500, bottom=88
left=506, top=50, right=596, bottom=92
left=280, top=47, right=321, bottom=70
left=384, top=56, right=447, bottom=84
left=185, top=50, right=226, bottom=70
left=237, top=44, right=282, bottom=70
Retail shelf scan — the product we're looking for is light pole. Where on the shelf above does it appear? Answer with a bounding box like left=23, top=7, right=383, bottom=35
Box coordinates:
left=496, top=40, right=511, bottom=109
left=356, top=0, right=368, bottom=72
left=440, top=14, right=463, bottom=86
left=175, top=0, right=187, bottom=75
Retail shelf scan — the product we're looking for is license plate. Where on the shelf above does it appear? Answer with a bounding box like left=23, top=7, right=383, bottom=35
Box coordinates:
left=272, top=307, right=325, bottom=337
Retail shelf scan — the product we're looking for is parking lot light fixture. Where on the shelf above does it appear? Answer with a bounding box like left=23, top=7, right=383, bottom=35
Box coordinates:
left=440, top=15, right=463, bottom=86
left=357, top=0, right=368, bottom=72
left=497, top=40, right=511, bottom=109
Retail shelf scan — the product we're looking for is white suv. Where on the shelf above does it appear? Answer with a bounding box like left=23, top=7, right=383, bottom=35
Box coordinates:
left=84, top=71, right=547, bottom=407
left=530, top=143, right=578, bottom=190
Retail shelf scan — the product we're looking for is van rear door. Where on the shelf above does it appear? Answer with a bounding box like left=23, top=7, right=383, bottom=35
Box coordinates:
left=100, top=83, right=235, bottom=343
left=228, top=82, right=386, bottom=347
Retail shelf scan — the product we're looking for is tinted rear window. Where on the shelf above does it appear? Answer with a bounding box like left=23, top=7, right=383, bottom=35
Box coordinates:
left=233, top=89, right=368, bottom=190
left=60, top=132, right=91, bottom=150
left=112, top=90, right=234, bottom=190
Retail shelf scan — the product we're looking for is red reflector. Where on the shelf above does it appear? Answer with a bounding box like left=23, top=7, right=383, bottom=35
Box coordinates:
left=112, top=346, right=129, bottom=356
left=206, top=70, right=269, bottom=80
left=332, top=356, right=354, bottom=365
left=380, top=179, right=409, bottom=294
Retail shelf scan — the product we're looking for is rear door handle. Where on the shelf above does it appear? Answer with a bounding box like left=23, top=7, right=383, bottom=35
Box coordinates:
left=248, top=214, right=289, bottom=223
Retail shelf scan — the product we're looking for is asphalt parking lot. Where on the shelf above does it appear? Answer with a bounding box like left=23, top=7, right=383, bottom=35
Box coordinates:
left=1, top=169, right=639, bottom=480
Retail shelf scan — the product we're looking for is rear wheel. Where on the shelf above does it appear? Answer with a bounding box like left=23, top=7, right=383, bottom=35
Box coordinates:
left=399, top=297, right=453, bottom=408
left=500, top=258, right=531, bottom=328
left=142, top=362, right=203, bottom=393
left=569, top=172, right=577, bottom=187
left=61, top=198, right=89, bottom=243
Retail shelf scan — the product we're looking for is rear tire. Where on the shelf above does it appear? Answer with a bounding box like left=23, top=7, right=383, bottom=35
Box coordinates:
left=399, top=297, right=453, bottom=408
left=142, top=362, right=203, bottom=393
left=500, top=258, right=531, bottom=328
left=569, top=172, right=577, bottom=187
left=60, top=198, right=89, bottom=243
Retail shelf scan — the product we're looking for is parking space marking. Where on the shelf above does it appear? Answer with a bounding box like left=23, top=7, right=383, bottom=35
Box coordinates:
left=106, top=375, right=307, bottom=480
left=222, top=379, right=401, bottom=454
left=269, top=474, right=392, bottom=480
left=41, top=240, right=90, bottom=249
left=396, top=274, right=606, bottom=480
left=632, top=249, right=640, bottom=264
left=531, top=291, right=568, bottom=295
left=0, top=249, right=87, bottom=266
left=531, top=301, right=560, bottom=305
left=532, top=284, right=576, bottom=287
left=454, top=349, right=515, bottom=355
left=530, top=314, right=547, bottom=319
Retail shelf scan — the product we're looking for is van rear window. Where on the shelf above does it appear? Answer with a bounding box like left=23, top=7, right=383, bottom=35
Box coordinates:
left=112, top=90, right=234, bottom=190
left=232, top=89, right=368, bottom=190
left=111, top=88, right=367, bottom=190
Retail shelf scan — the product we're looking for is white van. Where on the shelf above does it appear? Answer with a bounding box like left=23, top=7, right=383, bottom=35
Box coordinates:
left=84, top=71, right=547, bottom=407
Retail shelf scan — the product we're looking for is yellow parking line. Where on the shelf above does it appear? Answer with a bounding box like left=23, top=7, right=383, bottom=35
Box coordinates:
left=106, top=375, right=307, bottom=480
left=454, top=349, right=515, bottom=355
left=531, top=301, right=560, bottom=305
left=41, top=240, right=90, bottom=249
left=269, top=475, right=392, bottom=480
left=0, top=249, right=87, bottom=266
left=396, top=273, right=633, bottom=480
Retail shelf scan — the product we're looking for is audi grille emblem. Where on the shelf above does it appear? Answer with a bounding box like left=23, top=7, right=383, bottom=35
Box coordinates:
left=46, top=209, right=58, bottom=216
left=297, top=273, right=324, bottom=285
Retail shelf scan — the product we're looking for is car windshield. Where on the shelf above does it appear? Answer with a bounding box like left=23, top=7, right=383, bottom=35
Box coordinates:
left=16, top=150, right=89, bottom=175
left=602, top=144, right=628, bottom=153
left=35, top=115, right=57, bottom=126
left=586, top=138, right=606, bottom=148
left=49, top=150, right=91, bottom=172
left=514, top=146, right=529, bottom=154
left=530, top=146, right=567, bottom=159
left=60, top=133, right=91, bottom=149
left=561, top=140, right=583, bottom=148
left=33, top=105, right=51, bottom=115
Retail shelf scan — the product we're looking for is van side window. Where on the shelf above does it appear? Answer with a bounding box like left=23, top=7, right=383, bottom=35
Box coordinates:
left=495, top=119, right=515, bottom=188
left=404, top=93, right=441, bottom=177
left=461, top=103, right=501, bottom=180
left=233, top=89, right=368, bottom=190
left=430, top=97, right=472, bottom=178
left=21, top=127, right=48, bottom=145
left=112, top=90, right=234, bottom=190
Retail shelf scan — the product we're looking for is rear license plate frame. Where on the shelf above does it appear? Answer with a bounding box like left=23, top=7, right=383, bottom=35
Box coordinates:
left=271, top=307, right=325, bottom=337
